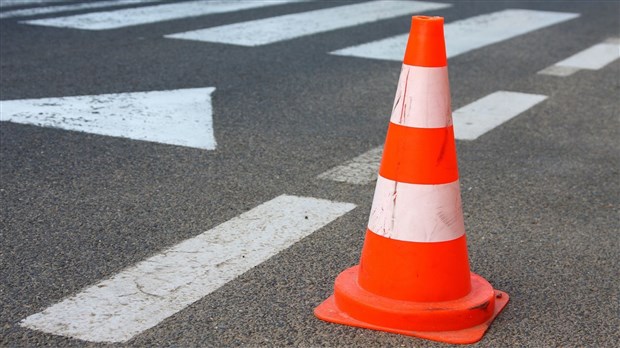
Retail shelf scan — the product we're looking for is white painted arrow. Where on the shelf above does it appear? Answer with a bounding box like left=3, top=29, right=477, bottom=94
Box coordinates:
left=0, top=87, right=216, bottom=150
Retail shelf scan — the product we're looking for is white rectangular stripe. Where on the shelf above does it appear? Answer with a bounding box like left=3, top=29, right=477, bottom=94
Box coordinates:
left=0, top=0, right=65, bottom=8
left=20, top=195, right=356, bottom=343
left=555, top=42, right=620, bottom=69
left=536, top=65, right=580, bottom=77
left=165, top=1, right=451, bottom=46
left=0, top=0, right=160, bottom=19
left=331, top=9, right=579, bottom=61
left=538, top=40, right=620, bottom=76
left=606, top=37, right=620, bottom=45
left=318, top=91, right=547, bottom=184
left=452, top=91, right=547, bottom=140
left=317, top=146, right=384, bottom=185
left=21, top=0, right=303, bottom=30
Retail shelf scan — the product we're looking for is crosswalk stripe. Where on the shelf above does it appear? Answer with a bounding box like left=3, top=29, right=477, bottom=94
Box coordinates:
left=538, top=38, right=620, bottom=76
left=21, top=0, right=303, bottom=30
left=331, top=9, right=579, bottom=61
left=165, top=1, right=451, bottom=46
left=0, top=88, right=217, bottom=150
left=0, top=0, right=65, bottom=9
left=317, top=147, right=383, bottom=185
left=318, top=91, right=547, bottom=185
left=452, top=91, right=547, bottom=140
left=0, top=0, right=160, bottom=19
left=20, top=195, right=356, bottom=343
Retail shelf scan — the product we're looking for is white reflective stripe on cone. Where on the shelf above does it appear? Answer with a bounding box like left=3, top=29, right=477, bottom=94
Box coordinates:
left=368, top=175, right=465, bottom=243
left=390, top=65, right=452, bottom=129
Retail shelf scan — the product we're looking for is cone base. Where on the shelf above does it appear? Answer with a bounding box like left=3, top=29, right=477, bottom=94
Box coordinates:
left=315, top=266, right=509, bottom=344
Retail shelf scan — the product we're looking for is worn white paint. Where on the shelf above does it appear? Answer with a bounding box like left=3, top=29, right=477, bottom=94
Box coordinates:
left=452, top=91, right=547, bottom=140
left=331, top=9, right=579, bottom=61
left=605, top=37, right=620, bottom=45
left=165, top=1, right=451, bottom=46
left=536, top=65, right=580, bottom=77
left=553, top=42, right=619, bottom=69
left=0, top=87, right=217, bottom=150
left=318, top=91, right=548, bottom=184
left=367, top=175, right=464, bottom=243
left=0, top=0, right=65, bottom=8
left=21, top=0, right=302, bottom=30
left=317, top=146, right=383, bottom=185
left=0, top=0, right=160, bottom=19
left=20, top=195, right=356, bottom=343
left=390, top=65, right=451, bottom=128
left=538, top=40, right=620, bottom=76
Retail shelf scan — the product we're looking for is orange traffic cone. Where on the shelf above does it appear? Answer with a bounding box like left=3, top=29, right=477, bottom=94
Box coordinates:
left=315, top=16, right=509, bottom=344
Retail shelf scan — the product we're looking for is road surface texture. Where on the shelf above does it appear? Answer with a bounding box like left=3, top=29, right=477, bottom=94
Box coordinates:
left=1, top=0, right=618, bottom=347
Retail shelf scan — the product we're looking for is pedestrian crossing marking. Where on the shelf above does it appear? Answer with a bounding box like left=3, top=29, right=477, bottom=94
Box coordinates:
left=538, top=38, right=620, bottom=76
left=0, top=0, right=65, bottom=8
left=20, top=195, right=355, bottom=343
left=21, top=0, right=303, bottom=30
left=165, top=1, right=450, bottom=46
left=318, top=91, right=548, bottom=185
left=0, top=0, right=160, bottom=19
left=331, top=9, right=579, bottom=61
left=452, top=91, right=547, bottom=140
left=317, top=147, right=384, bottom=185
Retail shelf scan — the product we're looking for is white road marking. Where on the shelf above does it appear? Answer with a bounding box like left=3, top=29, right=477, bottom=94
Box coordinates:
left=452, top=91, right=547, bottom=140
left=0, top=0, right=66, bottom=8
left=536, top=65, right=581, bottom=77
left=317, top=146, right=383, bottom=185
left=538, top=39, right=620, bottom=76
left=0, top=87, right=217, bottom=150
left=0, top=0, right=160, bottom=19
left=605, top=37, right=620, bottom=45
left=21, top=0, right=303, bottom=30
left=20, top=195, right=356, bottom=343
left=318, top=91, right=547, bottom=185
left=165, top=1, right=451, bottom=46
left=331, top=9, right=579, bottom=61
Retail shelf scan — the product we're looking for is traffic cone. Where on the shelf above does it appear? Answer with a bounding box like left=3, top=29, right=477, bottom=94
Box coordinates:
left=314, top=16, right=509, bottom=344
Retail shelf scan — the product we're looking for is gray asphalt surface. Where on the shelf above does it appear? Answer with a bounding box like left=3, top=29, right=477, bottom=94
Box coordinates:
left=1, top=0, right=619, bottom=347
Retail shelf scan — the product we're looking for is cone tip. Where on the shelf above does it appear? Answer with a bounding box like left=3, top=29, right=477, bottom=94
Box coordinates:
left=412, top=15, right=444, bottom=25
left=404, top=15, right=447, bottom=67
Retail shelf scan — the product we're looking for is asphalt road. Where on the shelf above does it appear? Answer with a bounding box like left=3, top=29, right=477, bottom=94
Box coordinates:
left=1, top=0, right=619, bottom=347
